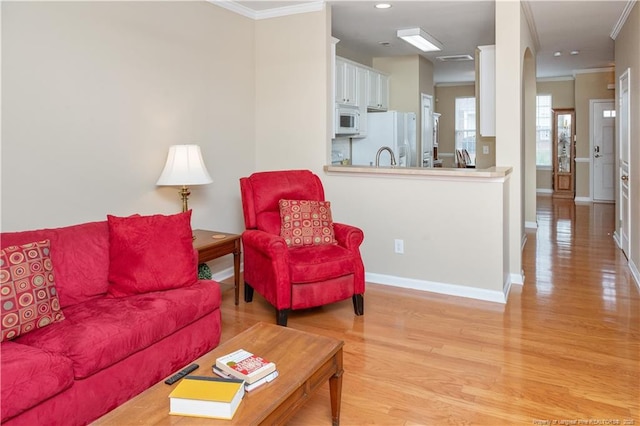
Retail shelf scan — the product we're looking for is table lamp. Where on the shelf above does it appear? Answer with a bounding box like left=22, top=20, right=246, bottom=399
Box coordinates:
left=156, top=144, right=212, bottom=213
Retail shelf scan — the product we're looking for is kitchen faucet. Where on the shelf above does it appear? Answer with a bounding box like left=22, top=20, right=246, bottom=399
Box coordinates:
left=375, top=146, right=397, bottom=167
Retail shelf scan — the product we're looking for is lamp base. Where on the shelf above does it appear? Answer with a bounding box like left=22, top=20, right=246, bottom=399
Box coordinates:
left=179, top=186, right=191, bottom=213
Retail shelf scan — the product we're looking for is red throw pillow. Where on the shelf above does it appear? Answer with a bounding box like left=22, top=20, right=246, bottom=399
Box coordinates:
left=0, top=240, right=65, bottom=342
left=107, top=211, right=197, bottom=297
left=279, top=200, right=337, bottom=247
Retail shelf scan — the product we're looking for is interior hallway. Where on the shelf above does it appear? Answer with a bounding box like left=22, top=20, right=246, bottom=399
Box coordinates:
left=219, top=195, right=639, bottom=424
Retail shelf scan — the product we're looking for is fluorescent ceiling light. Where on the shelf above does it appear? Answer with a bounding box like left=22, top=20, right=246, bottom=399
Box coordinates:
left=375, top=3, right=392, bottom=9
left=397, top=28, right=443, bottom=52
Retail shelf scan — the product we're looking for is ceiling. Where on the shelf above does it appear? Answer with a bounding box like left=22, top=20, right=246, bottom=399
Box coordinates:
left=233, top=0, right=632, bottom=84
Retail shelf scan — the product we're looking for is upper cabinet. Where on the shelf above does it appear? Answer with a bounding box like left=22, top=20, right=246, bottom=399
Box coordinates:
left=366, top=70, right=389, bottom=111
left=335, top=56, right=388, bottom=112
left=335, top=58, right=358, bottom=106
left=477, top=45, right=496, bottom=137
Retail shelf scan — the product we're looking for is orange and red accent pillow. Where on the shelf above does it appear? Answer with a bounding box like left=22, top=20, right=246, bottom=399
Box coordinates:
left=0, top=240, right=65, bottom=341
left=279, top=200, right=336, bottom=247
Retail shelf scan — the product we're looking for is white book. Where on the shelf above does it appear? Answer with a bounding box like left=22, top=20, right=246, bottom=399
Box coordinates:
left=213, top=366, right=279, bottom=392
left=215, top=349, right=276, bottom=384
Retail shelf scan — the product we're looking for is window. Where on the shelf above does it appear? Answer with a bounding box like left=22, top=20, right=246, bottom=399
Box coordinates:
left=455, top=97, right=476, bottom=163
left=536, top=94, right=552, bottom=167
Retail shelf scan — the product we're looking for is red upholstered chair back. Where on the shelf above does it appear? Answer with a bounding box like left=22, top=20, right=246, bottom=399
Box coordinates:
left=240, top=170, right=325, bottom=236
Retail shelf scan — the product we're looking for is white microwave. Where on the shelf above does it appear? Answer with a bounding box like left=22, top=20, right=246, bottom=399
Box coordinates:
left=335, top=105, right=360, bottom=135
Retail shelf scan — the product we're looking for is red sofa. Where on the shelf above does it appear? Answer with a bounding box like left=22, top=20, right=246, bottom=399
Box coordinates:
left=0, top=217, right=222, bottom=425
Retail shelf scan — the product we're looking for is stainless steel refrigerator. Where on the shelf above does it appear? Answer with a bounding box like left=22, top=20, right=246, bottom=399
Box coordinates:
left=351, top=111, right=417, bottom=167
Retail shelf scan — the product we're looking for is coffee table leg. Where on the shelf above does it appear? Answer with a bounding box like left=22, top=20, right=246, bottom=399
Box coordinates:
left=329, top=349, right=343, bottom=426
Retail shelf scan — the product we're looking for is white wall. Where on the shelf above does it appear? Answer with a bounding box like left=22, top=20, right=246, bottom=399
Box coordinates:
left=495, top=1, right=536, bottom=283
left=1, top=2, right=255, bottom=238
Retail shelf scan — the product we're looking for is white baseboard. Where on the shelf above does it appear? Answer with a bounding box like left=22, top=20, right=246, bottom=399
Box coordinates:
left=511, top=271, right=524, bottom=285
left=613, top=231, right=621, bottom=247
left=630, top=259, right=640, bottom=291
left=574, top=196, right=592, bottom=203
left=210, top=265, right=242, bottom=282
left=365, top=272, right=509, bottom=304
left=525, top=221, right=538, bottom=229
left=536, top=188, right=553, bottom=194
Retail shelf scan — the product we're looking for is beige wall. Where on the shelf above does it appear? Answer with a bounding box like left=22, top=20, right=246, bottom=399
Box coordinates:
left=254, top=10, right=329, bottom=173
left=434, top=84, right=475, bottom=167
left=537, top=79, right=575, bottom=109
left=614, top=2, right=640, bottom=286
left=373, top=55, right=420, bottom=114
left=1, top=2, right=255, bottom=243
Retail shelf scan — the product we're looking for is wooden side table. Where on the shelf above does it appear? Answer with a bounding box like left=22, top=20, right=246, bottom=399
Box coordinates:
left=192, top=229, right=241, bottom=305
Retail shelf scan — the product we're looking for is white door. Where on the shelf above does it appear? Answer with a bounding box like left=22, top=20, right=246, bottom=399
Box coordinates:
left=591, top=100, right=615, bottom=201
left=421, top=93, right=434, bottom=167
left=618, top=69, right=630, bottom=257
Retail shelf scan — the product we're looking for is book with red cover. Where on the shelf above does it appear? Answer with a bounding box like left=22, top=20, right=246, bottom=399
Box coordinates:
left=214, top=349, right=276, bottom=384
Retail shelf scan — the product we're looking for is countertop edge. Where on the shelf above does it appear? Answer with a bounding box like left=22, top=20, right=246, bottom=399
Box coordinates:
left=323, top=165, right=513, bottom=179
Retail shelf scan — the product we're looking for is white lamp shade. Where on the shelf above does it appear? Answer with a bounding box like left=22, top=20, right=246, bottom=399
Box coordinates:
left=156, top=145, right=213, bottom=186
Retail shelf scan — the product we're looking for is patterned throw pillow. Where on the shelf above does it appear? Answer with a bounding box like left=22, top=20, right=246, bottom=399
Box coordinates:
left=279, top=199, right=337, bottom=247
left=0, top=240, right=65, bottom=341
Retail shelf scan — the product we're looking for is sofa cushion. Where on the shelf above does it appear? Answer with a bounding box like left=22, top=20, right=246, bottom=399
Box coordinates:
left=1, top=240, right=65, bottom=341
left=288, top=244, right=355, bottom=283
left=0, top=341, right=74, bottom=422
left=0, top=221, right=110, bottom=308
left=107, top=211, right=197, bottom=297
left=15, top=280, right=221, bottom=379
left=279, top=199, right=336, bottom=247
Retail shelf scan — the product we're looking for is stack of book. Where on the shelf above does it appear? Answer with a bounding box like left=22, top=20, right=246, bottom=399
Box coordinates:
left=213, top=349, right=279, bottom=392
left=168, top=375, right=245, bottom=419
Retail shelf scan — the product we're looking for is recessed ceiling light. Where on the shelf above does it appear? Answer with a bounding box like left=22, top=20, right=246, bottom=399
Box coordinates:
left=570, top=50, right=580, bottom=55
left=375, top=3, right=392, bottom=9
left=553, top=51, right=562, bottom=57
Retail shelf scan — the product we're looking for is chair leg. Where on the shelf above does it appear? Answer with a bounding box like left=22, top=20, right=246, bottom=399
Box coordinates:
left=244, top=282, right=254, bottom=303
left=352, top=294, right=364, bottom=316
left=276, top=309, right=290, bottom=327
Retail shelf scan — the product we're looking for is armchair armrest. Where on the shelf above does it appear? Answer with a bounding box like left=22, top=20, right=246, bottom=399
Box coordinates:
left=241, top=229, right=289, bottom=258
left=333, top=223, right=364, bottom=251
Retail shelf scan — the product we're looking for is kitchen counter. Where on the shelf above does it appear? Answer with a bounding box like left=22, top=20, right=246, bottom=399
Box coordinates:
left=323, top=165, right=512, bottom=180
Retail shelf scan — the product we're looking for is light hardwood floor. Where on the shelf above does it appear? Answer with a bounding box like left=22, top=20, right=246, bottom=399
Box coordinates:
left=218, top=196, right=639, bottom=425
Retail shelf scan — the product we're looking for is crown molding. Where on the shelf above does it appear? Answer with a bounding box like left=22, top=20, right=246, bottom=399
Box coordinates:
left=209, top=1, right=325, bottom=20
left=610, top=0, right=637, bottom=40
left=537, top=76, right=575, bottom=82
left=573, top=67, right=615, bottom=77
left=521, top=1, right=541, bottom=51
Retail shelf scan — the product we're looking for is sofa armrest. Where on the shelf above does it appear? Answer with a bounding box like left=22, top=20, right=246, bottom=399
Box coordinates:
left=333, top=223, right=364, bottom=251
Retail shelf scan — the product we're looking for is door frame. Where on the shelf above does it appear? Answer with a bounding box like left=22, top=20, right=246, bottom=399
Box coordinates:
left=615, top=68, right=631, bottom=258
left=589, top=99, right=616, bottom=202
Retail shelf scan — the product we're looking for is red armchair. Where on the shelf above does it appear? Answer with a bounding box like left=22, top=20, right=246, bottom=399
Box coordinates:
left=239, top=170, right=365, bottom=326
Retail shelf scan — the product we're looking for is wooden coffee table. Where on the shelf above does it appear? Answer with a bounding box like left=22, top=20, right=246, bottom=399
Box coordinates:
left=92, top=322, right=344, bottom=425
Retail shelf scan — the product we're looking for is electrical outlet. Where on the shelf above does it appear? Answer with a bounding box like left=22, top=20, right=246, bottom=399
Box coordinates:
left=483, top=145, right=489, bottom=155
left=394, top=239, right=404, bottom=254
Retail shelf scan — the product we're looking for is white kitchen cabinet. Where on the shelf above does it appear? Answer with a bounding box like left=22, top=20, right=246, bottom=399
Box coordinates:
left=335, top=58, right=358, bottom=106
left=366, top=70, right=388, bottom=111
left=355, top=66, right=368, bottom=138
left=478, top=45, right=495, bottom=137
